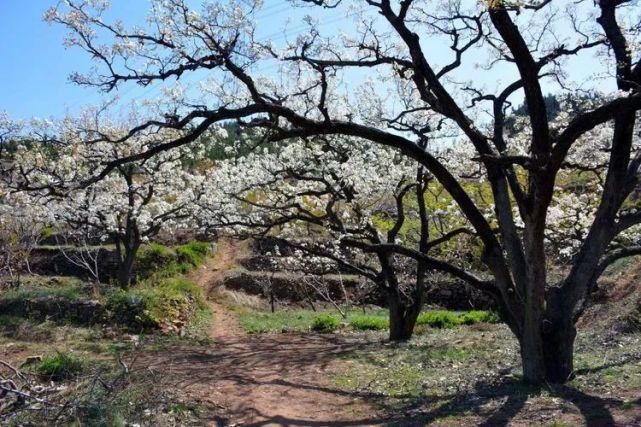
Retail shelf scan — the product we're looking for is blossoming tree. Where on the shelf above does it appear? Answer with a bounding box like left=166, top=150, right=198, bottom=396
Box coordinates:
left=48, top=0, right=641, bottom=383
left=17, top=116, right=206, bottom=289
left=199, top=137, right=479, bottom=340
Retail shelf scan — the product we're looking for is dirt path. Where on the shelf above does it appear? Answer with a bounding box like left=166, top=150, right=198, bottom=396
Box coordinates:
left=149, top=239, right=381, bottom=426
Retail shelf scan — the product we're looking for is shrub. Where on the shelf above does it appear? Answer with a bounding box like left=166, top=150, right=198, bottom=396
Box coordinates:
left=175, top=241, right=210, bottom=267
left=350, top=315, right=389, bottom=331
left=416, top=311, right=461, bottom=328
left=311, top=314, right=341, bottom=332
left=36, top=352, right=85, bottom=381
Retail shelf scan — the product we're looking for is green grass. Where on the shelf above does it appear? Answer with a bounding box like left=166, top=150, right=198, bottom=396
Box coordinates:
left=136, top=240, right=211, bottom=280
left=426, top=347, right=471, bottom=361
left=349, top=314, right=389, bottom=330
left=459, top=310, right=501, bottom=325
left=417, top=310, right=500, bottom=328
left=237, top=309, right=325, bottom=333
left=416, top=310, right=461, bottom=328
left=36, top=352, right=86, bottom=381
left=175, top=241, right=210, bottom=267
left=2, top=281, right=85, bottom=302
left=311, top=314, right=341, bottom=332
left=236, top=308, right=499, bottom=334
left=0, top=314, right=24, bottom=328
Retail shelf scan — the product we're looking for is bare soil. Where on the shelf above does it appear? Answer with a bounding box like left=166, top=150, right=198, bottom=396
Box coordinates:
left=138, top=238, right=381, bottom=426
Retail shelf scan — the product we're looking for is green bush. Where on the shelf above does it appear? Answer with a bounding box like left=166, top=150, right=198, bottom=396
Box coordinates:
left=311, top=314, right=341, bottom=332
left=416, top=311, right=461, bottom=328
left=36, top=352, right=85, bottom=381
left=350, top=315, right=389, bottom=331
left=175, top=241, right=210, bottom=267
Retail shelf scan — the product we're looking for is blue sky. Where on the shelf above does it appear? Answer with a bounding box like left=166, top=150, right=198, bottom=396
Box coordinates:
left=0, top=1, right=610, bottom=121
left=0, top=1, right=148, bottom=120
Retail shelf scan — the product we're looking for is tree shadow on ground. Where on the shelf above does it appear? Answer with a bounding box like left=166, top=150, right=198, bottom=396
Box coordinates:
left=391, top=374, right=637, bottom=427
left=129, top=334, right=640, bottom=426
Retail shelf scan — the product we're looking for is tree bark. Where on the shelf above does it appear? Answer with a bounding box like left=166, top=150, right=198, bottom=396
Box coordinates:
left=542, top=320, right=576, bottom=383
left=388, top=296, right=420, bottom=341
left=517, top=295, right=577, bottom=384
left=117, top=241, right=140, bottom=290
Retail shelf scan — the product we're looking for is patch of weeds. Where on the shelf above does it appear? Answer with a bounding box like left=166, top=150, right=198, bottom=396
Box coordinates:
left=458, top=310, right=501, bottom=325
left=349, top=314, right=389, bottom=331
left=416, top=310, right=500, bottom=328
left=417, top=311, right=461, bottom=328
left=620, top=400, right=635, bottom=410
left=169, top=402, right=203, bottom=418
left=175, top=241, right=210, bottom=267
left=107, top=341, right=136, bottom=354
left=625, top=304, right=641, bottom=332
left=311, top=314, right=341, bottom=332
left=236, top=308, right=499, bottom=334
left=333, top=356, right=424, bottom=399
left=137, top=241, right=210, bottom=280
left=36, top=352, right=86, bottom=381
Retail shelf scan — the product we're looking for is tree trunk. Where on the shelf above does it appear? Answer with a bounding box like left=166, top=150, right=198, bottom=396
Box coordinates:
left=117, top=244, right=139, bottom=290
left=542, top=307, right=577, bottom=383
left=519, top=323, right=546, bottom=384
left=388, top=296, right=420, bottom=341
left=518, top=312, right=577, bottom=384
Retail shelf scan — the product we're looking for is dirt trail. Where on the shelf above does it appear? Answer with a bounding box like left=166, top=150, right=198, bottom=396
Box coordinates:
left=150, top=238, right=381, bottom=426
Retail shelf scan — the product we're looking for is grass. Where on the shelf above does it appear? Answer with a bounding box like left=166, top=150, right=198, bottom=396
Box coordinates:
left=36, top=352, right=86, bottom=381
left=350, top=314, right=389, bottom=331
left=331, top=325, right=516, bottom=411
left=2, top=280, right=85, bottom=302
left=235, top=308, right=498, bottom=334
left=175, top=241, right=211, bottom=267
left=311, top=314, right=341, bottom=332
left=105, top=276, right=209, bottom=331
left=417, top=310, right=500, bottom=328
left=237, top=309, right=325, bottom=333
left=137, top=242, right=205, bottom=280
